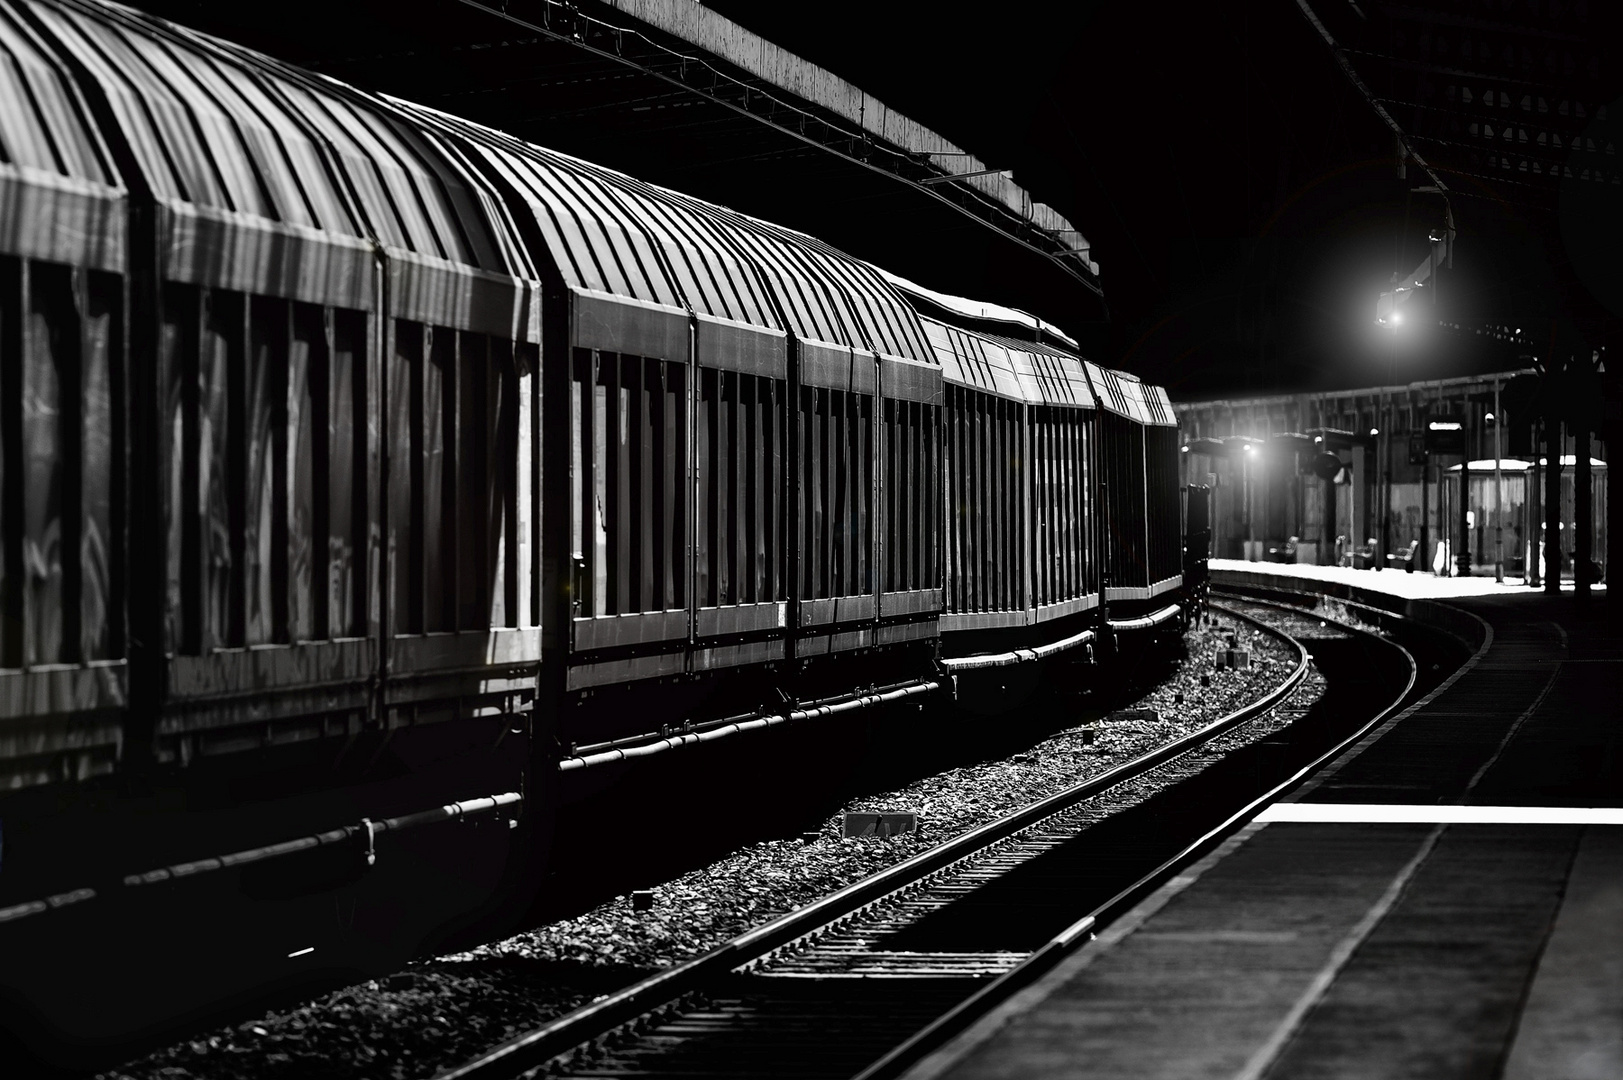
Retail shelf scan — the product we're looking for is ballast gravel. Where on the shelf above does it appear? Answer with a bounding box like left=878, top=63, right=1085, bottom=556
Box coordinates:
left=103, top=607, right=1321, bottom=1080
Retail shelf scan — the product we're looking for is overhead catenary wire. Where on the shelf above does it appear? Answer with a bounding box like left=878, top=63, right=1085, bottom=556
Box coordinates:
left=452, top=0, right=1102, bottom=295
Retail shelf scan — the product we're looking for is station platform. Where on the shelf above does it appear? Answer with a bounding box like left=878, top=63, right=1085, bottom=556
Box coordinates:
left=903, top=563, right=1622, bottom=1080
left=1208, top=557, right=1606, bottom=601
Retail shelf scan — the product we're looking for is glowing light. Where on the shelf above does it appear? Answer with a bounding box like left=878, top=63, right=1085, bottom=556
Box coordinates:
left=1428, top=420, right=1462, bottom=432
left=1484, top=412, right=1495, bottom=423
left=1181, top=445, right=1190, bottom=453
left=1390, top=311, right=1404, bottom=326
left=1243, top=444, right=1255, bottom=454
left=1369, top=427, right=1379, bottom=436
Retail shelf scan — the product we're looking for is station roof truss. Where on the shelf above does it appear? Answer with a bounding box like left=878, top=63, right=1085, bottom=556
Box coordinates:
left=1297, top=0, right=1620, bottom=348
left=1295, top=0, right=1617, bottom=218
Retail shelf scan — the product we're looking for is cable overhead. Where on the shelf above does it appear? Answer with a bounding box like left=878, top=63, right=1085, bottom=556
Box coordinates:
left=454, top=0, right=1103, bottom=298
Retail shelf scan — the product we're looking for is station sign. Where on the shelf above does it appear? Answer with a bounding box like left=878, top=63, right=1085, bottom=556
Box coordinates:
left=1424, top=415, right=1465, bottom=455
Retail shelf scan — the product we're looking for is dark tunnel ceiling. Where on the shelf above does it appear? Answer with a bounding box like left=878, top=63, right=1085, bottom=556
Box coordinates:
left=130, top=1, right=1618, bottom=400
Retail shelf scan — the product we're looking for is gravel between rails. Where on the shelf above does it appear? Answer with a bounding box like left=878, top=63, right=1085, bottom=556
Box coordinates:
left=103, top=613, right=1312, bottom=1080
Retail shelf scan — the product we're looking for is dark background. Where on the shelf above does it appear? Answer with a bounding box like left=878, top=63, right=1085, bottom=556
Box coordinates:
left=695, top=1, right=1609, bottom=399
left=133, top=1, right=1615, bottom=400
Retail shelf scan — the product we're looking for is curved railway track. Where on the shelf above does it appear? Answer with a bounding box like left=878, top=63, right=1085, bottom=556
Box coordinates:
left=433, top=598, right=1424, bottom=1080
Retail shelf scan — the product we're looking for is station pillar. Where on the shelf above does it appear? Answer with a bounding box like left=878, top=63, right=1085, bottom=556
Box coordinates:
left=1544, top=418, right=1563, bottom=595
left=1457, top=455, right=1472, bottom=577
left=1575, top=428, right=1592, bottom=597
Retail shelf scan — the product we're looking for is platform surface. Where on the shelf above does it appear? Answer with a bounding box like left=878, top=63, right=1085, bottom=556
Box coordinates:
left=1209, top=557, right=1606, bottom=601
left=904, top=566, right=1622, bottom=1080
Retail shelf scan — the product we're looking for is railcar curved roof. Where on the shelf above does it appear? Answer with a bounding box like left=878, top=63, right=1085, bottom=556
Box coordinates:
left=983, top=331, right=1096, bottom=410
left=12, top=0, right=962, bottom=371
left=24, top=0, right=532, bottom=278
left=877, top=266, right=1080, bottom=352
left=0, top=0, right=125, bottom=268
left=921, top=318, right=1027, bottom=402
left=394, top=95, right=936, bottom=368
left=391, top=98, right=780, bottom=330
left=0, top=3, right=114, bottom=184
left=1087, top=362, right=1177, bottom=426
left=724, top=214, right=935, bottom=363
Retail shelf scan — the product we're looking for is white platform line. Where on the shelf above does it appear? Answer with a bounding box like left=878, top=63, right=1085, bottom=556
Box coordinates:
left=1258, top=804, right=1623, bottom=825
left=1229, top=823, right=1447, bottom=1080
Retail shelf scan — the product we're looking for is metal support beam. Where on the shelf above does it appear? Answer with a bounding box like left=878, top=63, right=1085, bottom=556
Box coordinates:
left=455, top=0, right=1102, bottom=297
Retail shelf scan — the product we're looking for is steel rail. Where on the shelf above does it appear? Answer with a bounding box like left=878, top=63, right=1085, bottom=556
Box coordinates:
left=852, top=593, right=1419, bottom=1080
left=434, top=602, right=1309, bottom=1080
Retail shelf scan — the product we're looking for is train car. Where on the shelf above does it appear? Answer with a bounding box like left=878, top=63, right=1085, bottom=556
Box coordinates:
left=910, top=311, right=1102, bottom=652
left=0, top=0, right=1193, bottom=1061
left=0, top=0, right=548, bottom=1051
left=886, top=271, right=1189, bottom=660
left=1085, top=365, right=1184, bottom=617
left=385, top=99, right=946, bottom=749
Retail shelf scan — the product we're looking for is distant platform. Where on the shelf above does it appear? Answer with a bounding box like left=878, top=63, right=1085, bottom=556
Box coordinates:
left=1209, top=557, right=1605, bottom=601
left=905, top=567, right=1622, bottom=1080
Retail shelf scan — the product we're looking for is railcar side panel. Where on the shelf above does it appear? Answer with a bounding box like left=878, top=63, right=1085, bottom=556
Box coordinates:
left=20, top=0, right=546, bottom=764
left=942, top=384, right=1027, bottom=629
left=879, top=355, right=943, bottom=620
left=1143, top=385, right=1184, bottom=594
left=0, top=0, right=128, bottom=788
left=1003, top=337, right=1100, bottom=623
left=796, top=339, right=877, bottom=646
left=691, top=318, right=791, bottom=667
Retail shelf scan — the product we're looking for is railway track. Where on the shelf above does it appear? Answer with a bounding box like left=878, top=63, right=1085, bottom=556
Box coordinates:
left=434, top=598, right=1421, bottom=1080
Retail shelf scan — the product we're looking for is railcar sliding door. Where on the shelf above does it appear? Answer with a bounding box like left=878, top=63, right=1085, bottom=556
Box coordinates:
left=1145, top=426, right=1183, bottom=591
left=1031, top=404, right=1097, bottom=620
left=795, top=341, right=876, bottom=655
left=943, top=385, right=1026, bottom=629
left=1098, top=411, right=1150, bottom=598
left=878, top=355, right=942, bottom=642
left=691, top=317, right=789, bottom=670
left=1141, top=387, right=1185, bottom=596
left=0, top=4, right=129, bottom=790
left=565, top=292, right=692, bottom=689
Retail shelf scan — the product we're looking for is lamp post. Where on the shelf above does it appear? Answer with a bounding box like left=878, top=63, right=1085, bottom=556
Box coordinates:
left=1491, top=380, right=1504, bottom=583
left=1457, top=412, right=1472, bottom=577
left=1243, top=442, right=1256, bottom=561
left=1372, top=422, right=1385, bottom=571
left=1375, top=306, right=1403, bottom=572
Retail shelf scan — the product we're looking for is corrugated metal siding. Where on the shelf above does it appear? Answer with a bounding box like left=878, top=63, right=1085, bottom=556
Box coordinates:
left=1143, top=383, right=1178, bottom=427
left=1032, top=404, right=1095, bottom=613
left=1097, top=410, right=1150, bottom=593
left=926, top=322, right=1099, bottom=627
left=0, top=4, right=113, bottom=182
left=1146, top=426, right=1183, bottom=586
left=943, top=383, right=1025, bottom=620
left=0, top=0, right=129, bottom=733
left=33, top=0, right=540, bottom=332
left=0, top=2, right=125, bottom=271
left=0, top=0, right=546, bottom=765
left=799, top=381, right=872, bottom=609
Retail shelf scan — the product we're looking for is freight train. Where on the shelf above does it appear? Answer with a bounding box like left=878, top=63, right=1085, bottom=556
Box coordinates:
left=0, top=0, right=1205, bottom=1060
